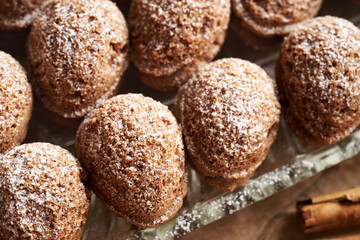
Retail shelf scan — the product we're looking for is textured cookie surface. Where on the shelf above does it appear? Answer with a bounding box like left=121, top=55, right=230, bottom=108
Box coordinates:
left=0, top=143, right=90, bottom=240
left=232, top=0, right=322, bottom=37
left=129, top=0, right=230, bottom=90
left=137, top=31, right=226, bottom=91
left=276, top=16, right=360, bottom=145
left=27, top=0, right=128, bottom=119
left=0, top=0, right=54, bottom=30
left=0, top=51, right=32, bottom=153
left=76, top=94, right=187, bottom=228
left=174, top=58, right=280, bottom=191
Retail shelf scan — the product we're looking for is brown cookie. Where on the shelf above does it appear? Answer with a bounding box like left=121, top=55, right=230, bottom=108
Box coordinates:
left=138, top=30, right=226, bottom=92
left=0, top=0, right=54, bottom=30
left=27, top=0, right=128, bottom=123
left=174, top=58, right=281, bottom=191
left=129, top=0, right=231, bottom=91
left=0, top=51, right=32, bottom=153
left=0, top=143, right=90, bottom=240
left=75, top=94, right=187, bottom=228
left=231, top=0, right=322, bottom=48
left=276, top=16, right=360, bottom=145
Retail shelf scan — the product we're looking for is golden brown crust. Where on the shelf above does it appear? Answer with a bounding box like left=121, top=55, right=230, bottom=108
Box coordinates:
left=0, top=143, right=90, bottom=240
left=231, top=0, right=322, bottom=47
left=276, top=16, right=360, bottom=145
left=75, top=94, right=188, bottom=228
left=129, top=0, right=230, bottom=91
left=27, top=0, right=128, bottom=119
left=174, top=58, right=280, bottom=191
left=0, top=51, right=33, bottom=153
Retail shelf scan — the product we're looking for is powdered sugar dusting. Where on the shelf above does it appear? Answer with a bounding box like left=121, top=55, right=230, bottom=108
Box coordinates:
left=0, top=0, right=54, bottom=30
left=76, top=94, right=187, bottom=227
left=176, top=58, right=280, bottom=184
left=0, top=143, right=89, bottom=239
left=0, top=51, right=32, bottom=153
left=277, top=16, right=360, bottom=144
left=27, top=0, right=128, bottom=118
left=232, top=0, right=322, bottom=36
left=129, top=0, right=230, bottom=76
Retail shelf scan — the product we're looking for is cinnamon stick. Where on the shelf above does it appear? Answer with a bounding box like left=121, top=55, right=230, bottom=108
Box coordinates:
left=297, top=187, right=360, bottom=233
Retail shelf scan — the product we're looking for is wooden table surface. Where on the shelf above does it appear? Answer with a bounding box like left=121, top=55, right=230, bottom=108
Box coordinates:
left=182, top=155, right=360, bottom=240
